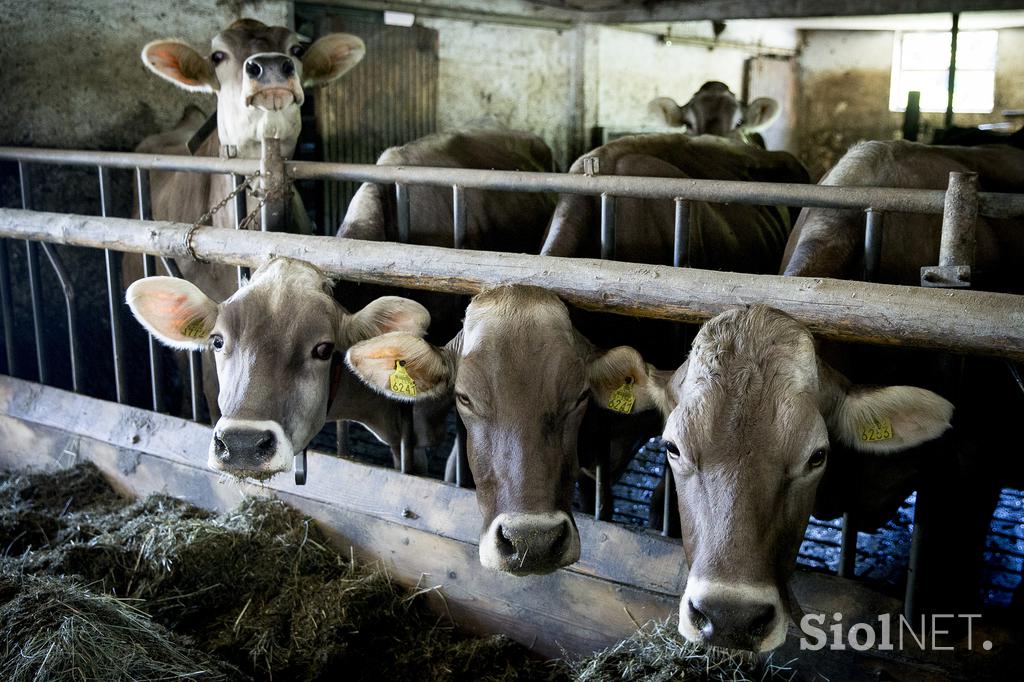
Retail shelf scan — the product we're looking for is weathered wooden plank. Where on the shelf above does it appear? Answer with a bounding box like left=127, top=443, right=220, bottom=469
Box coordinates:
left=1, top=209, right=1022, bottom=361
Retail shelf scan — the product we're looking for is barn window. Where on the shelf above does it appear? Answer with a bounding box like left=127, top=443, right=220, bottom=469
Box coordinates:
left=889, top=30, right=997, bottom=114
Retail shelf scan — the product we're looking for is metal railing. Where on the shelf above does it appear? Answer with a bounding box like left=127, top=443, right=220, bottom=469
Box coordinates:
left=1, top=141, right=1023, bottom=613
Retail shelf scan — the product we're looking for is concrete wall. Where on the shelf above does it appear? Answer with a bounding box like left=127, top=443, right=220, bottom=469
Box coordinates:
left=798, top=27, right=1024, bottom=179
left=0, top=0, right=289, bottom=405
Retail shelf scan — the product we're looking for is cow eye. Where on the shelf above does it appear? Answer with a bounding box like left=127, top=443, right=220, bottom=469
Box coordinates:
left=455, top=392, right=472, bottom=409
left=289, top=44, right=307, bottom=58
left=808, top=448, right=828, bottom=469
left=312, top=342, right=334, bottom=361
left=663, top=439, right=680, bottom=459
left=211, top=334, right=224, bottom=350
left=210, top=51, right=227, bottom=65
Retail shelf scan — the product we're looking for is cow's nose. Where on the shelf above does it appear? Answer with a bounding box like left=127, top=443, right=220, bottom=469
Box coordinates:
left=481, top=512, right=579, bottom=575
left=245, top=55, right=295, bottom=82
left=215, top=427, right=277, bottom=468
left=687, top=597, right=776, bottom=651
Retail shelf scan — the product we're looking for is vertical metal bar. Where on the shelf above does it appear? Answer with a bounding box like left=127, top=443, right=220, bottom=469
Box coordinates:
left=452, top=185, right=466, bottom=248
left=138, top=168, right=161, bottom=411
left=904, top=499, right=925, bottom=620
left=839, top=513, right=858, bottom=578
left=188, top=351, right=202, bottom=422
left=233, top=173, right=250, bottom=285
left=661, top=465, right=675, bottom=537
left=99, top=166, right=126, bottom=403
left=938, top=171, right=979, bottom=269
left=259, top=136, right=287, bottom=232
left=396, top=183, right=411, bottom=243
left=455, top=415, right=469, bottom=488
left=600, top=193, right=616, bottom=260
left=863, top=209, right=883, bottom=283
left=40, top=244, right=80, bottom=393
left=945, top=12, right=960, bottom=130
left=594, top=464, right=605, bottom=520
left=20, top=162, right=47, bottom=383
left=0, top=237, right=16, bottom=376
left=336, top=421, right=350, bottom=457
left=673, top=198, right=690, bottom=268
left=399, top=403, right=415, bottom=474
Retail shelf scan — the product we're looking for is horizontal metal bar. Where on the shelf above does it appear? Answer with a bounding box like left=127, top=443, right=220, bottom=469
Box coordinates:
left=3, top=146, right=1023, bottom=218
left=0, top=146, right=258, bottom=175
left=2, top=209, right=1022, bottom=362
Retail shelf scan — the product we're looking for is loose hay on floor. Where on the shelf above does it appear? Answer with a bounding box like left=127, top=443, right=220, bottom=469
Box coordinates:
left=0, top=571, right=244, bottom=682
left=571, top=619, right=798, bottom=682
left=0, top=464, right=565, bottom=681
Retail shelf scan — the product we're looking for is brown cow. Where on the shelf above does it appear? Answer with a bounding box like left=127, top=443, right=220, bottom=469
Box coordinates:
left=128, top=19, right=365, bottom=418
left=344, top=285, right=663, bottom=575
left=126, top=258, right=432, bottom=478
left=648, top=81, right=780, bottom=141
left=638, top=305, right=952, bottom=651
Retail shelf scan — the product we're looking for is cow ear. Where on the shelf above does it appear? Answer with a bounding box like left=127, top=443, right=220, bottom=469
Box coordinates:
left=126, top=277, right=218, bottom=351
left=588, top=346, right=671, bottom=416
left=348, top=296, right=430, bottom=342
left=741, top=97, right=780, bottom=132
left=142, top=40, right=218, bottom=93
left=346, top=332, right=452, bottom=402
left=828, top=384, right=954, bottom=455
left=302, top=33, right=366, bottom=87
left=648, top=97, right=685, bottom=127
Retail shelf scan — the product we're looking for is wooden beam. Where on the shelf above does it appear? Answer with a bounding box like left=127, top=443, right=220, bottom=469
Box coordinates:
left=587, top=0, right=1024, bottom=23
left=1, top=376, right=1017, bottom=676
left=1, top=208, right=1022, bottom=361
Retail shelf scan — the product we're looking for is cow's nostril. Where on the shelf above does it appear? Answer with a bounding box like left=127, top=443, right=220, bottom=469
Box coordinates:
left=688, top=599, right=711, bottom=634
left=748, top=604, right=776, bottom=638
left=256, top=431, right=275, bottom=451
left=245, top=60, right=262, bottom=78
left=213, top=435, right=228, bottom=460
left=495, top=524, right=516, bottom=558
left=281, top=58, right=295, bottom=76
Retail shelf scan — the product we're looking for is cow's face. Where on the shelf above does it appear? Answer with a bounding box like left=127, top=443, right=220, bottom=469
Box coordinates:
left=649, top=81, right=780, bottom=137
left=126, top=258, right=428, bottom=479
left=660, top=306, right=953, bottom=652
left=345, top=285, right=662, bottom=575
left=141, top=19, right=364, bottom=156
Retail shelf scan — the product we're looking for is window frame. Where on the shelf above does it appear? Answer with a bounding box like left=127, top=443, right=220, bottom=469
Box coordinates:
left=889, top=29, right=998, bottom=115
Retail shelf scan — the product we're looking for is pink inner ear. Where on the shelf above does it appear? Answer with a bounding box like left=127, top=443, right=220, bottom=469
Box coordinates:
left=147, top=45, right=200, bottom=87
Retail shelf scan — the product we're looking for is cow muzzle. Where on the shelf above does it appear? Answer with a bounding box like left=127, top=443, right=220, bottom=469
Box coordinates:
left=209, top=418, right=293, bottom=478
left=678, top=577, right=787, bottom=652
left=479, top=512, right=580, bottom=575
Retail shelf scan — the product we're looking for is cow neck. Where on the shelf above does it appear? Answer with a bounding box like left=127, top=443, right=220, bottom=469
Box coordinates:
left=186, top=111, right=218, bottom=156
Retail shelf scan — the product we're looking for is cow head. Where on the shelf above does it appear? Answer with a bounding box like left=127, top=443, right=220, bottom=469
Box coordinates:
left=648, top=305, right=952, bottom=651
left=649, top=81, right=779, bottom=138
left=141, top=19, right=364, bottom=157
left=126, top=258, right=428, bottom=479
left=345, top=285, right=662, bottom=575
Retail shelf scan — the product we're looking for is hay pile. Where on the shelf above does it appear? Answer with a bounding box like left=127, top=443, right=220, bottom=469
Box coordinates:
left=0, top=463, right=563, bottom=681
left=571, top=620, right=798, bottom=682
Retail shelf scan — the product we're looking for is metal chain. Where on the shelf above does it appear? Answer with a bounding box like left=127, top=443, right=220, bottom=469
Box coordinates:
left=182, top=171, right=292, bottom=262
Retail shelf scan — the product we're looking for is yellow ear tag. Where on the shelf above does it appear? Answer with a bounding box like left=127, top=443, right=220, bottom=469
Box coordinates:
left=607, top=376, right=636, bottom=414
left=389, top=360, right=417, bottom=397
left=859, top=416, right=893, bottom=443
left=182, top=318, right=207, bottom=339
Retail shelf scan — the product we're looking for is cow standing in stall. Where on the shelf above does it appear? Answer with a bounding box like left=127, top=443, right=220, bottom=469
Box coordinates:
left=541, top=133, right=809, bottom=515
left=648, top=81, right=780, bottom=143
left=126, top=258, right=434, bottom=478
left=127, top=19, right=366, bottom=419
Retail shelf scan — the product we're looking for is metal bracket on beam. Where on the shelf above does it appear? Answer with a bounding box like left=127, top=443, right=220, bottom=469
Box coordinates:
left=921, top=171, right=978, bottom=289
